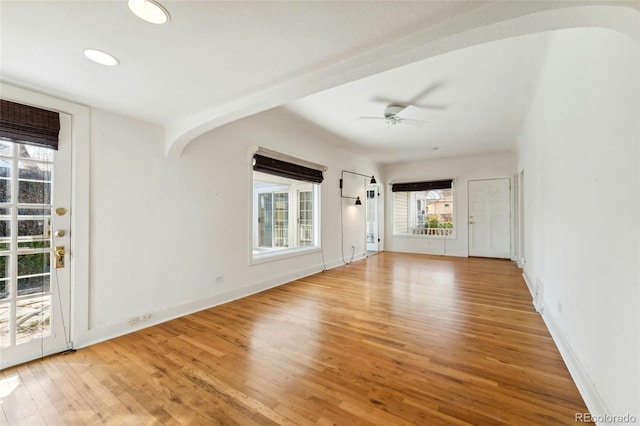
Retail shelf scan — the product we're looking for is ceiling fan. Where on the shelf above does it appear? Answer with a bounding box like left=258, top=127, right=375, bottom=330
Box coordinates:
left=358, top=104, right=429, bottom=126
left=358, top=82, right=446, bottom=126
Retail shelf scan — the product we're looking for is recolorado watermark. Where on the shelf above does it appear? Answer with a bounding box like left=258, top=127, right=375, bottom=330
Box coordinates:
left=575, top=413, right=637, bottom=424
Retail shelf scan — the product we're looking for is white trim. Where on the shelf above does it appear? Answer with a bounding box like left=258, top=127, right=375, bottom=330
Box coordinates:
left=524, top=274, right=614, bottom=424
left=250, top=246, right=322, bottom=265
left=522, top=271, right=535, bottom=300
left=516, top=169, right=526, bottom=266
left=540, top=306, right=612, bottom=425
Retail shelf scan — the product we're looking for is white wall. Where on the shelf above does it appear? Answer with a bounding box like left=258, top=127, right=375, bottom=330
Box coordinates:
left=85, top=106, right=380, bottom=344
left=517, top=28, right=639, bottom=420
left=382, top=153, right=516, bottom=257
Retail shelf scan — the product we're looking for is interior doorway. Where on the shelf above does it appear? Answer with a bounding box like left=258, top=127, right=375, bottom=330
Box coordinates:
left=366, top=185, right=380, bottom=255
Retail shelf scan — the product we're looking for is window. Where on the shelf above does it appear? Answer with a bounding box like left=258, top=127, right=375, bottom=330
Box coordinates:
left=252, top=152, right=322, bottom=260
left=392, top=179, right=454, bottom=237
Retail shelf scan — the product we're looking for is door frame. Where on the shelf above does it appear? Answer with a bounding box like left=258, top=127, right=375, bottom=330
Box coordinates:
left=467, top=176, right=515, bottom=260
left=516, top=169, right=525, bottom=268
left=1, top=83, right=90, bottom=366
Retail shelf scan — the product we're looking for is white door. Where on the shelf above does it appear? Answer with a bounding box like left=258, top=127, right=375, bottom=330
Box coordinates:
left=366, top=186, right=379, bottom=253
left=468, top=178, right=511, bottom=258
left=0, top=113, right=72, bottom=369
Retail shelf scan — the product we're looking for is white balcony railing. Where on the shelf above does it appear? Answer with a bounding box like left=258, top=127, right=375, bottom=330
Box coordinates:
left=412, top=227, right=454, bottom=237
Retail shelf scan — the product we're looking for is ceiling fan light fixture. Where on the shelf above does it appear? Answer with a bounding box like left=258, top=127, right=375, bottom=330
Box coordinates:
left=384, top=105, right=406, bottom=118
left=128, top=0, right=170, bottom=24
left=84, top=49, right=119, bottom=66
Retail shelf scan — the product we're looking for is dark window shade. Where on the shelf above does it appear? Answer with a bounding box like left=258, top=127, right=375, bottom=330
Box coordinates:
left=0, top=99, right=60, bottom=150
left=253, top=154, right=323, bottom=184
left=391, top=179, right=453, bottom=192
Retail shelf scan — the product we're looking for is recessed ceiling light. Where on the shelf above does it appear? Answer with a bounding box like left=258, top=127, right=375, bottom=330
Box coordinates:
left=128, top=0, right=170, bottom=24
left=84, top=49, right=119, bottom=66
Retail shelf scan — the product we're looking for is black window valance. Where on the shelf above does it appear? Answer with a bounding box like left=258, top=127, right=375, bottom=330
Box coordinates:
left=392, top=179, right=453, bottom=192
left=0, top=99, right=60, bottom=150
left=253, top=154, right=323, bottom=184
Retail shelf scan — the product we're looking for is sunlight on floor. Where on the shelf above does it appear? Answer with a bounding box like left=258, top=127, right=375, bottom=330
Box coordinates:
left=0, top=374, right=20, bottom=404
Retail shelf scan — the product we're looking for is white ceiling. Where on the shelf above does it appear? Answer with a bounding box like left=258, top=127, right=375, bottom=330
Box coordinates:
left=0, top=1, right=486, bottom=121
left=283, top=31, right=550, bottom=164
left=0, top=1, right=631, bottom=163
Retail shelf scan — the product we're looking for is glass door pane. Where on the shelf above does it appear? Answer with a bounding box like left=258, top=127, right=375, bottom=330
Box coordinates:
left=298, top=191, right=312, bottom=246
left=258, top=193, right=273, bottom=248
left=273, top=192, right=288, bottom=247
left=0, top=141, right=55, bottom=350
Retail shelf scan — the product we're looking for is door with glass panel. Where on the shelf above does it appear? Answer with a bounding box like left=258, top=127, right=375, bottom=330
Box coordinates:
left=0, top=113, right=71, bottom=368
left=298, top=190, right=312, bottom=247
left=366, top=186, right=379, bottom=254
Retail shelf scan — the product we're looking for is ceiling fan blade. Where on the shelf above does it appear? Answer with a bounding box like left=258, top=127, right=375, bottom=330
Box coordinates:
left=411, top=102, right=447, bottom=111
left=357, top=116, right=386, bottom=121
left=370, top=82, right=446, bottom=111
left=409, top=81, right=445, bottom=104
left=370, top=96, right=406, bottom=106
left=398, top=118, right=429, bottom=126
left=394, top=104, right=424, bottom=118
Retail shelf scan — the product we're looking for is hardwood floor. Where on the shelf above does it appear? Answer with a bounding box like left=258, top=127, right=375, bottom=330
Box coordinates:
left=1, top=253, right=588, bottom=425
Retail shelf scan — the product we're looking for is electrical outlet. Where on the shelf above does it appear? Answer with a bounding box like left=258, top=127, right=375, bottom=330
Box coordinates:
left=127, top=316, right=139, bottom=326
left=141, top=312, right=152, bottom=321
left=215, top=275, right=224, bottom=283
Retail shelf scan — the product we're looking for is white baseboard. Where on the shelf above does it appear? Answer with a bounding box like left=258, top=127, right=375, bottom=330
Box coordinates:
left=76, top=259, right=348, bottom=350
left=522, top=271, right=535, bottom=299
left=540, top=305, right=612, bottom=425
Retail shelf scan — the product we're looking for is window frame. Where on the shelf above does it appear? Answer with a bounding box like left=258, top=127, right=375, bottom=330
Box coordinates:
left=249, top=149, right=323, bottom=265
left=391, top=179, right=456, bottom=239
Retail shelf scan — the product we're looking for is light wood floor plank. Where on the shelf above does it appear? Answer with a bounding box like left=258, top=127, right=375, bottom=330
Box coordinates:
left=1, top=253, right=588, bottom=424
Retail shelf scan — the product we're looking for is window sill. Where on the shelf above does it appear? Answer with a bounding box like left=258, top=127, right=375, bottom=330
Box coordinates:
left=250, top=246, right=322, bottom=265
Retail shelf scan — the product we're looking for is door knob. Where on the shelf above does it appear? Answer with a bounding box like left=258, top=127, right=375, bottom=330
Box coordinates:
left=55, top=246, right=65, bottom=269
